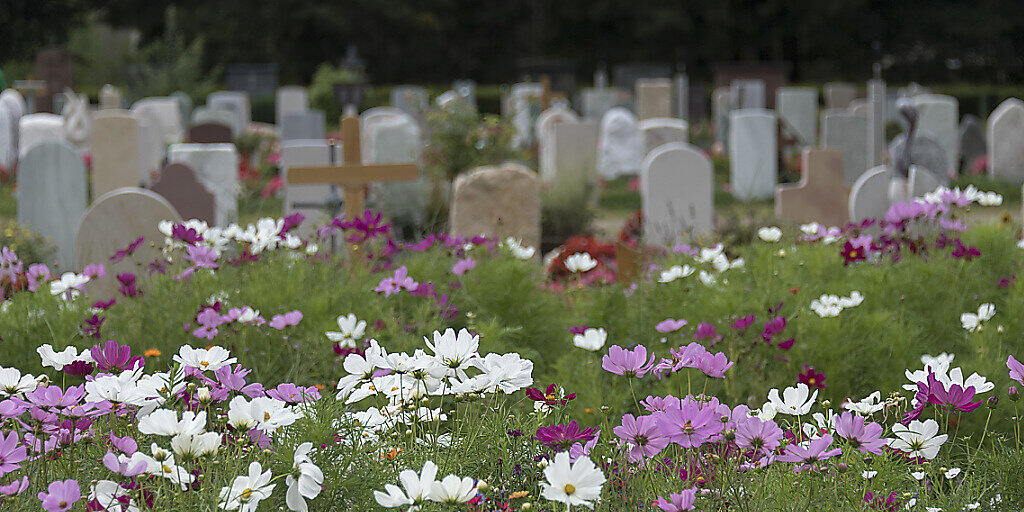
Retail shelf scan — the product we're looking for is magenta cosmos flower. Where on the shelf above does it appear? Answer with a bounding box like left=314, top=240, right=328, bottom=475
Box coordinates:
left=655, top=396, right=724, bottom=448
left=37, top=479, right=80, bottom=512
left=734, top=416, right=783, bottom=454
left=613, top=413, right=670, bottom=462
left=0, top=431, right=27, bottom=476
left=797, top=365, right=827, bottom=389
left=90, top=340, right=143, bottom=373
left=602, top=345, right=656, bottom=378
left=834, top=411, right=887, bottom=455
left=655, top=489, right=697, bottom=512
left=1008, top=355, right=1024, bottom=384
left=535, top=421, right=597, bottom=452
left=451, top=257, right=476, bottom=276
left=778, top=434, right=842, bottom=466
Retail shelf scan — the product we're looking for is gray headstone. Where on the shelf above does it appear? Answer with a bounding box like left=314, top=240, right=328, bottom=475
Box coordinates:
left=166, top=144, right=240, bottom=226
left=642, top=143, right=713, bottom=245
left=99, top=85, right=122, bottom=110
left=639, top=117, right=688, bottom=155
left=282, top=140, right=341, bottom=239
left=206, top=91, right=250, bottom=135
left=390, top=86, right=429, bottom=126
left=958, top=115, right=986, bottom=172
left=673, top=73, right=689, bottom=120
left=730, top=79, right=766, bottom=109
left=450, top=163, right=540, bottom=250
left=598, top=107, right=642, bottom=178
left=712, top=87, right=731, bottom=148
left=280, top=110, right=326, bottom=142
left=825, top=82, right=857, bottom=109
left=581, top=88, right=625, bottom=120
left=134, top=115, right=164, bottom=187
left=728, top=109, right=777, bottom=200
left=170, top=92, right=193, bottom=125
left=91, top=110, right=142, bottom=199
left=18, top=113, right=66, bottom=158
left=849, top=165, right=943, bottom=222
left=888, top=134, right=948, bottom=184
left=636, top=78, right=672, bottom=120
left=821, top=109, right=869, bottom=184
left=131, top=97, right=184, bottom=145
left=360, top=106, right=408, bottom=159
left=552, top=121, right=599, bottom=191
left=910, top=94, right=958, bottom=176
left=536, top=106, right=580, bottom=181
left=776, top=87, right=817, bottom=146
left=366, top=115, right=427, bottom=230
left=0, top=103, right=14, bottom=170
left=276, top=86, right=308, bottom=127
left=17, top=142, right=87, bottom=267
left=987, top=98, right=1024, bottom=182
left=867, top=79, right=886, bottom=165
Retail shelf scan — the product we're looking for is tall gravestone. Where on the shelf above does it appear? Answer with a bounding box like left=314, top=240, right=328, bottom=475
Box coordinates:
left=552, top=121, right=599, bottom=192
left=365, top=114, right=427, bottom=230
left=360, top=106, right=408, bottom=159
left=509, top=83, right=543, bottom=148
left=642, top=143, right=713, bottom=245
left=776, top=87, right=817, bottom=146
left=728, top=109, right=777, bottom=200
left=281, top=110, right=326, bottom=142
left=450, top=163, right=541, bottom=250
left=282, top=140, right=341, bottom=239
left=821, top=109, right=869, bottom=185
left=276, top=86, right=308, bottom=127
left=887, top=134, right=948, bottom=184
left=987, top=98, right=1024, bottom=182
left=132, top=97, right=184, bottom=145
left=867, top=79, right=886, bottom=165
left=536, top=106, right=580, bottom=181
left=910, top=94, right=958, bottom=177
left=825, top=82, right=857, bottom=109
left=390, top=86, right=429, bottom=127
left=712, top=87, right=731, bottom=148
left=91, top=110, right=142, bottom=199
left=99, top=85, right=122, bottom=110
left=636, top=79, right=673, bottom=120
left=134, top=115, right=164, bottom=186
left=17, top=142, right=87, bottom=267
left=0, top=90, right=26, bottom=158
left=730, top=79, right=766, bottom=109
left=598, top=107, right=642, bottom=178
left=75, top=188, right=181, bottom=297
left=0, top=103, right=13, bottom=170
left=166, top=144, right=240, bottom=226
left=775, top=149, right=849, bottom=226
left=958, top=115, right=986, bottom=172
left=673, top=73, right=689, bottom=120
left=206, top=92, right=250, bottom=136
left=18, top=114, right=66, bottom=157
left=639, top=118, right=688, bottom=155
left=150, top=163, right=216, bottom=224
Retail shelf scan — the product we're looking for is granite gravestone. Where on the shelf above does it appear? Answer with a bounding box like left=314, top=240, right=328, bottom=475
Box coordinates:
left=728, top=109, right=777, bottom=200
left=91, top=110, right=141, bottom=199
left=987, top=98, right=1024, bottom=182
left=536, top=106, right=580, bottom=181
left=639, top=118, right=688, bottom=155
left=150, top=163, right=216, bottom=224
left=636, top=79, right=673, bottom=120
left=821, top=109, right=869, bottom=185
left=597, top=107, right=642, bottom=178
left=825, top=82, right=857, bottom=109
left=166, top=144, right=240, bottom=226
left=206, top=91, right=251, bottom=135
left=280, top=110, right=326, bottom=142
left=775, top=149, right=849, bottom=226
left=776, top=87, right=817, bottom=146
left=276, top=86, right=308, bottom=126
left=641, top=143, right=714, bottom=245
left=910, top=94, right=958, bottom=177
left=450, top=163, right=541, bottom=250
left=17, top=142, right=87, bottom=267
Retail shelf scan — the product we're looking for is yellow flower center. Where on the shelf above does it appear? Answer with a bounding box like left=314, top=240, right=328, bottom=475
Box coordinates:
left=264, top=412, right=271, bottom=421
left=240, top=488, right=254, bottom=502
left=563, top=484, right=576, bottom=495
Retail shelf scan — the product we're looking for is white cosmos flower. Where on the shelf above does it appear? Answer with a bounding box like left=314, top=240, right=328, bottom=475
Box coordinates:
left=753, top=402, right=778, bottom=421
left=862, top=470, right=877, bottom=479
left=837, top=291, right=864, bottom=308
left=800, top=222, right=821, bottom=235
left=173, top=345, right=237, bottom=372
left=698, top=244, right=724, bottom=262
left=285, top=442, right=324, bottom=512
left=325, top=313, right=367, bottom=348
left=573, top=328, right=607, bottom=352
left=49, top=272, right=90, bottom=299
left=658, top=265, right=694, bottom=283
left=335, top=351, right=378, bottom=400
left=504, top=237, right=536, bottom=259
left=466, top=353, right=533, bottom=394
left=564, top=252, right=598, bottom=273
left=90, top=480, right=139, bottom=512
left=374, top=460, right=438, bottom=508
left=425, top=328, right=480, bottom=376
left=943, top=467, right=960, bottom=479
left=977, top=192, right=1002, bottom=206
left=170, top=432, right=221, bottom=459
left=227, top=396, right=301, bottom=433
left=539, top=452, right=606, bottom=509
left=921, top=353, right=954, bottom=368
left=810, top=295, right=842, bottom=317
left=430, top=475, right=477, bottom=503
left=960, top=303, right=995, bottom=332
left=37, top=344, right=93, bottom=371
left=138, top=409, right=207, bottom=437
left=843, top=391, right=885, bottom=415
left=757, top=226, right=782, bottom=242
left=911, top=471, right=926, bottom=481
left=0, top=367, right=38, bottom=397
left=698, top=270, right=717, bottom=286
left=219, top=461, right=275, bottom=511
left=767, top=383, right=817, bottom=416
left=889, top=419, right=948, bottom=460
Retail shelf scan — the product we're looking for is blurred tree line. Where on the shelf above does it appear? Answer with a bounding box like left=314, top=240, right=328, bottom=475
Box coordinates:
left=3, top=0, right=1024, bottom=84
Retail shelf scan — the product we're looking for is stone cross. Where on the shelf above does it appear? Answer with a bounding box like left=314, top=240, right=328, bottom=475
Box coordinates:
left=775, top=149, right=850, bottom=226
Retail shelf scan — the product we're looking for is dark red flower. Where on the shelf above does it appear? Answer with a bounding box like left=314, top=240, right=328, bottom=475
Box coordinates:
left=797, top=364, right=827, bottom=389
left=526, top=384, right=576, bottom=406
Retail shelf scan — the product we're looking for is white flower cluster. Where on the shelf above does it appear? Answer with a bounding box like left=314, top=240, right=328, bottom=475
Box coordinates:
left=158, top=218, right=317, bottom=256
left=757, top=226, right=782, bottom=242
left=658, top=243, right=743, bottom=286
left=374, top=460, right=479, bottom=508
left=809, top=291, right=864, bottom=317
left=921, top=185, right=1003, bottom=207
left=960, top=303, right=995, bottom=332
left=325, top=313, right=367, bottom=348
left=501, top=237, right=536, bottom=259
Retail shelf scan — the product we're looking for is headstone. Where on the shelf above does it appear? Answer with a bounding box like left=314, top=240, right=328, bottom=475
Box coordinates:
left=0, top=103, right=14, bottom=170
left=61, top=91, right=91, bottom=148
left=730, top=79, right=766, bottom=109
left=509, top=83, right=543, bottom=148
left=74, top=188, right=181, bottom=297
left=191, top=107, right=238, bottom=136
left=673, top=73, right=689, bottom=120
left=131, top=97, right=185, bottom=145
left=135, top=115, right=164, bottom=186
left=450, top=163, right=541, bottom=250
left=276, top=86, right=308, bottom=127
left=18, top=113, right=66, bottom=157
left=776, top=87, right=817, bottom=146
left=821, top=109, right=869, bottom=185
left=887, top=134, right=948, bottom=184
left=150, top=163, right=216, bottom=224
left=166, top=144, right=240, bottom=226
left=365, top=115, right=427, bottom=229
left=551, top=121, right=599, bottom=190
left=597, top=107, right=642, bottom=178
left=91, top=110, right=141, bottom=199
left=713, top=87, right=731, bottom=148
left=824, top=82, right=857, bottom=109
left=0, top=90, right=26, bottom=155
left=728, top=109, right=777, bottom=200
left=170, top=92, right=193, bottom=126
left=225, top=64, right=278, bottom=99
left=34, top=48, right=72, bottom=113
left=581, top=88, right=625, bottom=121
left=636, top=79, right=673, bottom=120
left=711, top=62, right=791, bottom=108
left=639, top=118, right=688, bottom=155
left=987, top=98, right=1024, bottom=181
left=641, top=143, right=713, bottom=244
left=280, top=110, right=326, bottom=142
left=282, top=140, right=341, bottom=238
left=775, top=149, right=850, bottom=226
left=390, top=86, right=429, bottom=126
left=535, top=106, right=580, bottom=181
left=206, top=91, right=250, bottom=135
left=17, top=142, right=87, bottom=267
left=99, top=85, right=122, bottom=110
left=849, top=166, right=943, bottom=222
left=910, top=94, right=958, bottom=177
left=867, top=79, right=886, bottom=165
left=958, top=115, right=986, bottom=172
left=187, top=122, right=233, bottom=144
left=360, top=106, right=408, bottom=159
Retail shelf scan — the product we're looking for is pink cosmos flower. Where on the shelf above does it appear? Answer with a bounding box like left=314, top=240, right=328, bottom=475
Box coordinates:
left=641, top=395, right=682, bottom=413
left=269, top=310, right=303, bottom=329
left=83, top=264, right=105, bottom=279
left=655, top=489, right=697, bottom=512
left=90, top=340, right=143, bottom=372
left=535, top=421, right=597, bottom=452
left=568, top=430, right=600, bottom=462
left=695, top=351, right=734, bottom=378
left=655, top=396, right=724, bottom=448
left=266, top=383, right=321, bottom=403
left=730, top=314, right=755, bottom=331
left=109, top=433, right=137, bottom=455
left=37, top=479, right=80, bottom=512
left=192, top=308, right=226, bottom=339
left=613, top=414, right=670, bottom=462
left=602, top=345, right=657, bottom=378
left=185, top=245, right=219, bottom=269
left=777, top=433, right=842, bottom=465
left=451, top=257, right=476, bottom=276
left=693, top=322, right=719, bottom=342
left=734, top=416, right=783, bottom=454
left=834, top=411, right=887, bottom=455
left=0, top=476, right=28, bottom=496
left=0, top=431, right=27, bottom=476
left=1008, top=355, right=1024, bottom=384
left=373, top=266, right=418, bottom=297
left=26, top=263, right=51, bottom=292
left=655, top=318, right=688, bottom=333
left=102, top=450, right=147, bottom=477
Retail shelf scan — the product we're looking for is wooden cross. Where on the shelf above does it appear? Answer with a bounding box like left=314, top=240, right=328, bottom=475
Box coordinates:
left=287, top=114, right=419, bottom=254
left=615, top=241, right=642, bottom=284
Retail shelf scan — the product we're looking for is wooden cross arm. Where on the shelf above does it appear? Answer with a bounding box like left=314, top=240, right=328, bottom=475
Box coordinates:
left=287, top=163, right=419, bottom=186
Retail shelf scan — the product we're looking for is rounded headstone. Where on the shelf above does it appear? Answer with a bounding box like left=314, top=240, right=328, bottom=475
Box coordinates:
left=641, top=143, right=713, bottom=244
left=598, top=107, right=642, bottom=178
left=450, top=163, right=540, bottom=250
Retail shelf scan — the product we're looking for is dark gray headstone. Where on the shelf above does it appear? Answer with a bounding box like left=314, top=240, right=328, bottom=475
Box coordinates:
left=280, top=110, right=326, bottom=142
left=187, top=122, right=233, bottom=144
left=150, top=163, right=216, bottom=224
left=888, top=134, right=948, bottom=183
left=959, top=114, right=986, bottom=172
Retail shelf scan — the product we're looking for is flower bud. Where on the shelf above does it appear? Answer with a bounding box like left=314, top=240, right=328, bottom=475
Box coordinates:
left=836, top=462, right=848, bottom=473
left=1010, top=386, right=1019, bottom=402
left=988, top=396, right=999, bottom=409
left=521, top=503, right=532, bottom=511
left=477, top=481, right=489, bottom=492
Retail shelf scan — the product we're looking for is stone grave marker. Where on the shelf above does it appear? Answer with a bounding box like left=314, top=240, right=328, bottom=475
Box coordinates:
left=1, top=90, right=26, bottom=154
left=17, top=142, right=87, bottom=267
left=283, top=140, right=340, bottom=239
left=775, top=149, right=849, bottom=226
left=825, top=82, right=857, bottom=109
left=0, top=103, right=13, bottom=170
left=552, top=121, right=599, bottom=190
left=187, top=122, right=233, bottom=144
left=509, top=82, right=543, bottom=148
left=74, top=188, right=181, bottom=297
left=728, top=108, right=777, bottom=200
left=390, top=86, right=429, bottom=126
left=598, top=107, right=642, bottom=178
left=536, top=106, right=580, bottom=181
left=170, top=92, right=193, bottom=125
left=280, top=110, right=326, bottom=142
left=641, top=142, right=713, bottom=245
left=581, top=87, right=625, bottom=120
left=848, top=166, right=943, bottom=222
left=365, top=113, right=427, bottom=230
left=99, top=84, right=122, bottom=110
left=821, top=109, right=869, bottom=184
left=166, top=144, right=240, bottom=226
left=91, top=110, right=141, bottom=199
left=910, top=94, right=958, bottom=176
left=958, top=114, right=986, bottom=172
left=135, top=115, right=164, bottom=186
left=636, top=78, right=673, bottom=120
left=673, top=73, right=689, bottom=120
left=206, top=91, right=250, bottom=135
left=987, top=98, right=1024, bottom=181
left=131, top=97, right=184, bottom=146
left=276, top=86, right=308, bottom=126
left=639, top=118, right=688, bottom=155
left=776, top=87, right=817, bottom=146
left=18, top=114, right=66, bottom=157
left=360, top=106, right=408, bottom=159
left=887, top=134, right=948, bottom=183
left=730, top=79, right=766, bottom=109
left=150, top=163, right=216, bottom=224
left=449, top=163, right=541, bottom=250
left=867, top=79, right=886, bottom=165
left=712, top=87, right=731, bottom=148
left=191, top=107, right=239, bottom=136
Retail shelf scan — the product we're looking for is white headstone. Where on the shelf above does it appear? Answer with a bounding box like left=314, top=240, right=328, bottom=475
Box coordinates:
left=0, top=90, right=25, bottom=161
left=642, top=143, right=713, bottom=244
left=282, top=140, right=341, bottom=239
left=597, top=107, right=642, bottom=178
left=92, top=110, right=142, bottom=199
left=867, top=79, right=886, bottom=165
left=776, top=87, right=817, bottom=145
left=510, top=83, right=543, bottom=148
left=131, top=97, right=184, bottom=145
left=166, top=144, right=240, bottom=226
left=713, top=87, right=731, bottom=148
left=849, top=165, right=944, bottom=222
left=987, top=98, right=1024, bottom=182
left=552, top=121, right=599, bottom=190
left=0, top=104, right=14, bottom=170
left=360, top=106, right=408, bottom=160
left=206, top=91, right=250, bottom=135
left=191, top=107, right=239, bottom=136
left=825, top=82, right=857, bottom=109
left=536, top=106, right=580, bottom=181
left=276, top=86, right=308, bottom=127
left=581, top=88, right=623, bottom=120
left=910, top=94, right=958, bottom=177
left=728, top=109, right=777, bottom=200
left=280, top=110, right=326, bottom=142
left=99, top=84, right=122, bottom=110
left=18, top=113, right=66, bottom=157
left=730, top=79, right=766, bottom=109
left=366, top=115, right=427, bottom=229
left=821, top=109, right=869, bottom=184
left=17, top=142, right=87, bottom=267
left=639, top=117, right=688, bottom=155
